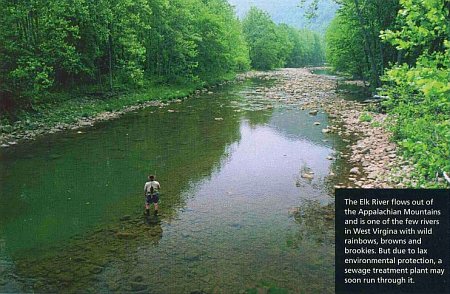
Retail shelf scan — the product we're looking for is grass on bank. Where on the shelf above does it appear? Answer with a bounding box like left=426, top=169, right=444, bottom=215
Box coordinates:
left=0, top=73, right=237, bottom=137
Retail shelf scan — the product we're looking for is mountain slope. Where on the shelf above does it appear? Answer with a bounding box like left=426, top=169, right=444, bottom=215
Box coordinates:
left=228, top=0, right=338, bottom=33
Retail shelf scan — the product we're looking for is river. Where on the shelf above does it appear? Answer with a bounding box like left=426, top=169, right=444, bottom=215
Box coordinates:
left=0, top=77, right=349, bottom=293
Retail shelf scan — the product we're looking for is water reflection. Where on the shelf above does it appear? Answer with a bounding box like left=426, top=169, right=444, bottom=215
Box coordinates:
left=0, top=78, right=339, bottom=293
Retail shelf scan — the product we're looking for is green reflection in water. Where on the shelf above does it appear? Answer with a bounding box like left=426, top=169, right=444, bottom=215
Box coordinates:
left=1, top=78, right=340, bottom=293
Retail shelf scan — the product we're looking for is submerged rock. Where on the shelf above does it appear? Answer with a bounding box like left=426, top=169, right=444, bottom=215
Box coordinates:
left=133, top=275, right=144, bottom=282
left=119, top=215, right=132, bottom=222
left=129, top=282, right=148, bottom=292
left=349, top=167, right=360, bottom=175
left=301, top=172, right=314, bottom=179
left=115, top=232, right=137, bottom=240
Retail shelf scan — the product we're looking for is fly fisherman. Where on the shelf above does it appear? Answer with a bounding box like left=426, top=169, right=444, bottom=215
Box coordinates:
left=144, top=175, right=160, bottom=216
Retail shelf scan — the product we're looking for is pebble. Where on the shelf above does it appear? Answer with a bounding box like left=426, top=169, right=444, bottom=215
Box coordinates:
left=129, top=282, right=148, bottom=292
left=120, top=215, right=132, bottom=222
left=1, top=68, right=419, bottom=188
left=115, top=232, right=137, bottom=240
left=301, top=173, right=314, bottom=179
left=350, top=167, right=360, bottom=175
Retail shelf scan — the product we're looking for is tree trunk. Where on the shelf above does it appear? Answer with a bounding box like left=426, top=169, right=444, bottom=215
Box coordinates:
left=108, top=33, right=113, bottom=92
left=353, top=0, right=381, bottom=88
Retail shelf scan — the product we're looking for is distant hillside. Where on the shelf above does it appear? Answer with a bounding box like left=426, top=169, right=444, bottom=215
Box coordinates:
left=228, top=0, right=338, bottom=33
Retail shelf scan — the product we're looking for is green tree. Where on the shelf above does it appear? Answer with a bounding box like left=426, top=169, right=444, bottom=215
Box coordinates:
left=0, top=0, right=251, bottom=109
left=193, top=0, right=250, bottom=82
left=2, top=0, right=85, bottom=102
left=144, top=0, right=200, bottom=82
left=324, top=0, right=400, bottom=87
left=242, top=7, right=289, bottom=70
left=381, top=0, right=450, bottom=181
left=280, top=25, right=325, bottom=67
left=325, top=14, right=366, bottom=77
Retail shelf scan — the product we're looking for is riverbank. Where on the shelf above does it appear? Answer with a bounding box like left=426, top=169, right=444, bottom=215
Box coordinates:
left=1, top=68, right=439, bottom=187
left=241, top=68, right=426, bottom=188
left=0, top=78, right=237, bottom=147
left=1, top=76, right=336, bottom=293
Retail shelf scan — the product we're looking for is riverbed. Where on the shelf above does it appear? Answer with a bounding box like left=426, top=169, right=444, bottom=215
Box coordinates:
left=0, top=74, right=354, bottom=293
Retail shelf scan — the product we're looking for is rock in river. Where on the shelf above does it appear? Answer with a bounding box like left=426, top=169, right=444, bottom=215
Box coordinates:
left=349, top=167, right=361, bottom=175
left=301, top=172, right=314, bottom=179
left=120, top=215, right=132, bottom=222
left=115, top=232, right=137, bottom=240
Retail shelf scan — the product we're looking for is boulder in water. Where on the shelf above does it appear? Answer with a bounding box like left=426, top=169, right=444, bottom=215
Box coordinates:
left=350, top=167, right=360, bottom=175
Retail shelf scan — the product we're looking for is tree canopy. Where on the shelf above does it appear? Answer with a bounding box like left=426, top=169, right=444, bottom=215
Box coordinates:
left=0, top=0, right=251, bottom=108
left=322, top=0, right=450, bottom=182
left=242, top=6, right=324, bottom=70
left=0, top=0, right=326, bottom=111
left=325, top=0, right=400, bottom=86
left=381, top=0, right=450, bottom=180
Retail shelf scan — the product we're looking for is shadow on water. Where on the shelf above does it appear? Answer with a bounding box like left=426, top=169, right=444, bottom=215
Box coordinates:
left=0, top=78, right=344, bottom=293
left=312, top=67, right=372, bottom=102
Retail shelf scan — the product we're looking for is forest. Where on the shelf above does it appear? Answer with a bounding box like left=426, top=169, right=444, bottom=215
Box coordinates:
left=0, top=0, right=449, bottom=184
left=0, top=0, right=323, bottom=114
left=324, top=0, right=449, bottom=183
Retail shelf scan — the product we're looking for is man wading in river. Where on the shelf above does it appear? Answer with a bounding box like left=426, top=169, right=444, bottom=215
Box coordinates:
left=144, top=175, right=160, bottom=216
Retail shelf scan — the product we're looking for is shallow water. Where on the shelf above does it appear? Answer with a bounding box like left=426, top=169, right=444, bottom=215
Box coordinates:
left=0, top=79, right=345, bottom=293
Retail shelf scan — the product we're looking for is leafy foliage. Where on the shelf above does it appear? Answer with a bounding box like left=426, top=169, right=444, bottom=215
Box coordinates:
left=325, top=0, right=400, bottom=87
left=0, top=0, right=250, bottom=109
left=381, top=0, right=450, bottom=181
left=242, top=7, right=324, bottom=70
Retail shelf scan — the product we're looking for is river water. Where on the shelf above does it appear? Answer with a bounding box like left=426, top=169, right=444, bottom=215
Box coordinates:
left=0, top=78, right=348, bottom=293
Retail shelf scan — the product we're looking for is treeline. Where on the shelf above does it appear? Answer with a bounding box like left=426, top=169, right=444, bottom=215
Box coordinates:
left=0, top=0, right=249, bottom=109
left=243, top=7, right=325, bottom=70
left=325, top=0, right=449, bottom=183
left=0, top=1, right=324, bottom=111
left=230, top=0, right=338, bottom=33
left=325, top=0, right=399, bottom=86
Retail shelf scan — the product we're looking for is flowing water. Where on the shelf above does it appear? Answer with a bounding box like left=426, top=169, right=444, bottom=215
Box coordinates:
left=0, top=78, right=349, bottom=293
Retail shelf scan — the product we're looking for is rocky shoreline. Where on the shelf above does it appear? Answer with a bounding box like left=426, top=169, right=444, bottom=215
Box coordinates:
left=1, top=68, right=421, bottom=187
left=241, top=68, right=418, bottom=188
left=0, top=83, right=231, bottom=148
